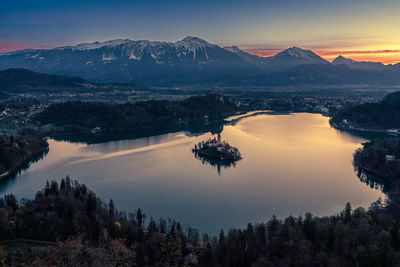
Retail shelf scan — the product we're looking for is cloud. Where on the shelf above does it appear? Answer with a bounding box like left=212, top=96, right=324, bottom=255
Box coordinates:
left=0, top=41, right=29, bottom=53
left=0, top=41, right=54, bottom=53
left=244, top=47, right=400, bottom=64
left=318, top=50, right=400, bottom=64
left=318, top=50, right=400, bottom=56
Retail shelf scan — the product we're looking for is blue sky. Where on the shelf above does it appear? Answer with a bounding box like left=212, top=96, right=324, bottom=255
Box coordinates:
left=1, top=0, right=400, bottom=63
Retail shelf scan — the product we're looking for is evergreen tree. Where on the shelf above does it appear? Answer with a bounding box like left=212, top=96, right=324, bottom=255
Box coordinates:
left=344, top=202, right=352, bottom=223
left=136, top=208, right=143, bottom=228
left=109, top=199, right=115, bottom=221
left=303, top=212, right=316, bottom=240
left=148, top=217, right=157, bottom=234
left=390, top=221, right=400, bottom=250
left=267, top=215, right=278, bottom=238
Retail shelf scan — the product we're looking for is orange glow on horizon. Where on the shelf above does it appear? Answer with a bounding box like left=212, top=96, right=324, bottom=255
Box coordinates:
left=246, top=49, right=400, bottom=65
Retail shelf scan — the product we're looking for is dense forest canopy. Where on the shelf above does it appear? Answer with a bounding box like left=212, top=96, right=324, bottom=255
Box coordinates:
left=354, top=138, right=400, bottom=186
left=35, top=93, right=240, bottom=134
left=330, top=91, right=400, bottom=130
left=0, top=134, right=48, bottom=177
left=3, top=92, right=400, bottom=265
left=1, top=178, right=400, bottom=266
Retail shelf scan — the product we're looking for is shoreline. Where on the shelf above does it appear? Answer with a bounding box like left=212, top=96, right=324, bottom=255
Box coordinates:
left=355, top=163, right=389, bottom=178
left=329, top=120, right=394, bottom=137
left=0, top=139, right=49, bottom=183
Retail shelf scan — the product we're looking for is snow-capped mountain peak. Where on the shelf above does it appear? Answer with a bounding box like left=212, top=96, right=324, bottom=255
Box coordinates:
left=174, top=36, right=214, bottom=50
left=272, top=46, right=329, bottom=64
left=223, top=46, right=251, bottom=57
left=283, top=47, right=316, bottom=58
left=332, top=55, right=357, bottom=65
left=223, top=45, right=269, bottom=65
left=1, top=36, right=399, bottom=86
left=55, top=39, right=132, bottom=51
left=223, top=46, right=241, bottom=53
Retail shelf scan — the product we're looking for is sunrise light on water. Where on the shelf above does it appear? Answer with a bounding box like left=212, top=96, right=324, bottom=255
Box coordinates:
left=1, top=0, right=400, bottom=265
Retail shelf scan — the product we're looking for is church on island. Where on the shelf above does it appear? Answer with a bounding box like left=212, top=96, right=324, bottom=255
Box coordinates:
left=192, top=134, right=242, bottom=161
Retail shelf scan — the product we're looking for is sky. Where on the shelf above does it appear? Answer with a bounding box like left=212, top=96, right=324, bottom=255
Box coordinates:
left=1, top=0, right=400, bottom=64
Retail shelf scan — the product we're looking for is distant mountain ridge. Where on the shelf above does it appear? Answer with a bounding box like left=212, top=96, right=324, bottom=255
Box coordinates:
left=223, top=46, right=268, bottom=66
left=0, top=36, right=399, bottom=86
left=0, top=68, right=88, bottom=91
left=332, top=55, right=357, bottom=65
left=267, top=47, right=329, bottom=70
left=0, top=36, right=255, bottom=85
left=0, top=68, right=139, bottom=92
left=332, top=55, right=389, bottom=72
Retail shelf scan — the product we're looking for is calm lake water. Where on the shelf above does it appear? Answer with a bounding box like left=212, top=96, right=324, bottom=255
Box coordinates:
left=0, top=112, right=384, bottom=234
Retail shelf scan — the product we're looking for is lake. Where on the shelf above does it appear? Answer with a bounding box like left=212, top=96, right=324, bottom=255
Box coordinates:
left=0, top=112, right=384, bottom=234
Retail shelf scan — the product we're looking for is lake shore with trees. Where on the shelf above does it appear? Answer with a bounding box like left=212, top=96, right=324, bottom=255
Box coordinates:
left=0, top=133, right=48, bottom=180
left=34, top=93, right=243, bottom=139
left=354, top=138, right=400, bottom=190
left=329, top=90, right=400, bottom=190
left=0, top=178, right=400, bottom=266
left=330, top=91, right=400, bottom=133
left=1, top=91, right=400, bottom=265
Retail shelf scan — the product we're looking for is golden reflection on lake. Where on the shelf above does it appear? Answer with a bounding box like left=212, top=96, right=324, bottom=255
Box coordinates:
left=0, top=112, right=383, bottom=234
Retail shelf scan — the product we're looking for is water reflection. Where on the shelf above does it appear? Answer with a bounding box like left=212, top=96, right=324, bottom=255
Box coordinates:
left=0, top=148, right=49, bottom=186
left=0, top=112, right=385, bottom=234
left=53, top=119, right=226, bottom=144
left=192, top=133, right=242, bottom=175
left=193, top=152, right=238, bottom=175
left=50, top=111, right=281, bottom=145
left=354, top=166, right=392, bottom=194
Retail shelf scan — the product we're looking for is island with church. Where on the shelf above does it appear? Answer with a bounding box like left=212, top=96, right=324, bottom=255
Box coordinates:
left=192, top=134, right=242, bottom=162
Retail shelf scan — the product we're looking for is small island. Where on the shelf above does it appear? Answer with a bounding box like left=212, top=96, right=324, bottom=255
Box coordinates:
left=192, top=134, right=242, bottom=161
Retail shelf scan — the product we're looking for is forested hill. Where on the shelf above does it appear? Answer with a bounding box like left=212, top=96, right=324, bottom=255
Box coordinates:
left=0, top=68, right=89, bottom=92
left=330, top=91, right=400, bottom=130
left=354, top=138, right=400, bottom=183
left=35, top=93, right=240, bottom=134
left=2, top=178, right=400, bottom=266
left=0, top=68, right=139, bottom=93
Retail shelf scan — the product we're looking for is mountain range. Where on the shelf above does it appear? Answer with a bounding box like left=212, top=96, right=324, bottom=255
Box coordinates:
left=0, top=36, right=399, bottom=87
